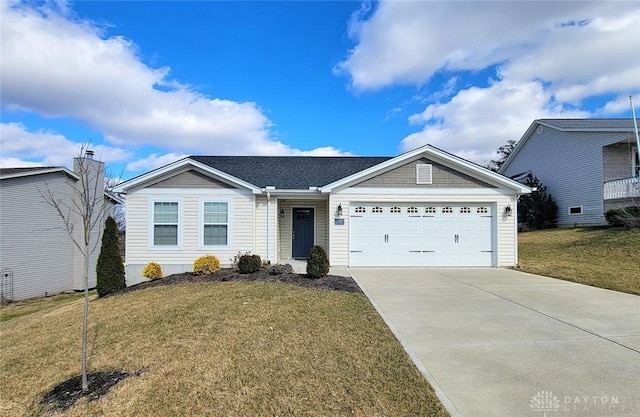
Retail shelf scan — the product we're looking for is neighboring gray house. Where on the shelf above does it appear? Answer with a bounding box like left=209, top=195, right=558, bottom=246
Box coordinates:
left=500, top=118, right=639, bottom=226
left=114, top=144, right=530, bottom=286
left=0, top=153, right=121, bottom=301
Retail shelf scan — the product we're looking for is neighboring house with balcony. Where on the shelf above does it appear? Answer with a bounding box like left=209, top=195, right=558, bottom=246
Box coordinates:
left=0, top=153, right=122, bottom=301
left=500, top=118, right=639, bottom=226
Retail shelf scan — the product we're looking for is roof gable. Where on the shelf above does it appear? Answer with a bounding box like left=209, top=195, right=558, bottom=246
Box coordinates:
left=500, top=118, right=637, bottom=174
left=0, top=166, right=79, bottom=181
left=320, top=145, right=530, bottom=193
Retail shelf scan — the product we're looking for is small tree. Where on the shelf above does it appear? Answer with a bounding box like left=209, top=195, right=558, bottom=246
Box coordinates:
left=96, top=216, right=126, bottom=297
left=488, top=140, right=517, bottom=172
left=518, top=173, right=558, bottom=230
left=39, top=143, right=117, bottom=392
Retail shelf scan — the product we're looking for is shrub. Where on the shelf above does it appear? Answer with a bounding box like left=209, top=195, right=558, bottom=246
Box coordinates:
left=605, top=205, right=640, bottom=228
left=238, top=254, right=261, bottom=274
left=96, top=216, right=126, bottom=297
left=306, top=245, right=329, bottom=279
left=267, top=264, right=293, bottom=275
left=230, top=251, right=251, bottom=268
left=518, top=173, right=558, bottom=230
left=142, top=262, right=163, bottom=280
left=193, top=255, right=221, bottom=275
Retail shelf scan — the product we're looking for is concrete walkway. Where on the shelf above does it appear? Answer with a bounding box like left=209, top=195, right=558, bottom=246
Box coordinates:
left=348, top=268, right=640, bottom=417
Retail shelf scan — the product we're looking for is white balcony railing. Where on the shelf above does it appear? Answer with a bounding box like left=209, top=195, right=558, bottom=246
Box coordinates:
left=604, top=177, right=640, bottom=200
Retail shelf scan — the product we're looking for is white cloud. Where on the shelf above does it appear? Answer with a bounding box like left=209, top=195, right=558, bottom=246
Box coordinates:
left=0, top=122, right=132, bottom=167
left=127, top=152, right=190, bottom=172
left=294, top=146, right=354, bottom=156
left=338, top=1, right=640, bottom=162
left=0, top=158, right=43, bottom=169
left=0, top=1, right=350, bottom=163
left=401, top=81, right=588, bottom=159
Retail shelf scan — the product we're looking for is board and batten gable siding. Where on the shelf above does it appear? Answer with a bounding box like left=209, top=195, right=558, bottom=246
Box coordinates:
left=124, top=187, right=255, bottom=285
left=502, top=128, right=631, bottom=225
left=328, top=190, right=518, bottom=267
left=353, top=157, right=495, bottom=188
left=148, top=170, right=236, bottom=189
left=276, top=199, right=329, bottom=260
left=0, top=173, right=81, bottom=300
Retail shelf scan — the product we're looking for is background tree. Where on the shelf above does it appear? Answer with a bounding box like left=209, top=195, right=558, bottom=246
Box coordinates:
left=39, top=143, right=116, bottom=392
left=487, top=139, right=517, bottom=172
left=518, top=173, right=558, bottom=230
left=96, top=216, right=126, bottom=297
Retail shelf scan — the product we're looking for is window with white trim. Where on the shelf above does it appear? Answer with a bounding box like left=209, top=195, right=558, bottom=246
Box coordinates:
left=203, top=202, right=229, bottom=246
left=568, top=206, right=582, bottom=215
left=416, top=164, right=433, bottom=184
left=153, top=202, right=179, bottom=246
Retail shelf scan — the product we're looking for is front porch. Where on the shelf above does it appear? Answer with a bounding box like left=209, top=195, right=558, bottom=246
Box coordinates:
left=279, top=258, right=350, bottom=277
left=604, top=177, right=640, bottom=200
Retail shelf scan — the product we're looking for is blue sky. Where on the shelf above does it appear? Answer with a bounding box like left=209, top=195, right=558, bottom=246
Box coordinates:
left=2, top=1, right=639, bottom=180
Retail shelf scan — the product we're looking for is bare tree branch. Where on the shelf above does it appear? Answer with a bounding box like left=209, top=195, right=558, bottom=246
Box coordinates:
left=37, top=142, right=122, bottom=392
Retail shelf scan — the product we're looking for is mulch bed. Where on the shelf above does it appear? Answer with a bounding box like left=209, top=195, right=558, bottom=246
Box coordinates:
left=40, top=369, right=142, bottom=414
left=118, top=267, right=363, bottom=295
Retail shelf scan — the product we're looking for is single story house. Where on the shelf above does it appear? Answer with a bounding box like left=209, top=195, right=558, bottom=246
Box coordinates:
left=113, top=144, right=531, bottom=285
left=500, top=118, right=639, bottom=226
left=0, top=152, right=122, bottom=301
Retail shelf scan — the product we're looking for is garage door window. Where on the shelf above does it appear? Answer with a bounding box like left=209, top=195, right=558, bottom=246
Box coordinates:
left=460, top=207, right=471, bottom=214
left=425, top=207, right=436, bottom=214
left=477, top=207, right=488, bottom=214
left=372, top=206, right=383, bottom=213
left=407, top=206, right=418, bottom=214
left=354, top=206, right=366, bottom=213
left=390, top=206, right=402, bottom=213
left=442, top=207, right=453, bottom=214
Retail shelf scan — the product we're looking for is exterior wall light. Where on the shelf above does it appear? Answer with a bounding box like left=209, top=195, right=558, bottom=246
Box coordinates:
left=505, top=205, right=512, bottom=216
left=279, top=208, right=285, bottom=218
left=337, top=204, right=343, bottom=217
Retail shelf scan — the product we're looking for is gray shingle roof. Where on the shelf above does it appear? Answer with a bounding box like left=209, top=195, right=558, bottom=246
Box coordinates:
left=537, top=118, right=635, bottom=130
left=0, top=167, right=56, bottom=176
left=189, top=156, right=392, bottom=189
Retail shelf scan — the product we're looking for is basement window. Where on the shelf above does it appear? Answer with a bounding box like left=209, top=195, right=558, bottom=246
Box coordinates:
left=568, top=206, right=583, bottom=215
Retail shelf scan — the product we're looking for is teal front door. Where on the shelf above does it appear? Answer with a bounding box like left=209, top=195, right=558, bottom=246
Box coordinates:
left=292, top=208, right=314, bottom=259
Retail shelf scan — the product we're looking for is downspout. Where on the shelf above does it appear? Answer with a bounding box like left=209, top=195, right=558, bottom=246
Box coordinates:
left=631, top=96, right=640, bottom=173
left=266, top=191, right=271, bottom=263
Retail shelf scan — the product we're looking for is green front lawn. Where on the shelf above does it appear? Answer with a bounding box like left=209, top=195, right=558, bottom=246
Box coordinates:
left=518, top=227, right=640, bottom=295
left=0, top=282, right=449, bottom=417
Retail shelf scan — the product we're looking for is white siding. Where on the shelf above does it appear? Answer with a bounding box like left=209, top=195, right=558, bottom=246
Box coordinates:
left=124, top=188, right=255, bottom=285
left=502, top=128, right=631, bottom=225
left=254, top=196, right=267, bottom=259
left=254, top=195, right=275, bottom=262
left=0, top=173, right=81, bottom=300
left=329, top=189, right=518, bottom=267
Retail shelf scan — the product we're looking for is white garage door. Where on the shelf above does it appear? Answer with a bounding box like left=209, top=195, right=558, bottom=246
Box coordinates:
left=349, top=203, right=494, bottom=267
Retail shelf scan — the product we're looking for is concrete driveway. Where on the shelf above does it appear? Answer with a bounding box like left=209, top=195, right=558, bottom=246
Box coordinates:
left=348, top=268, right=640, bottom=417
